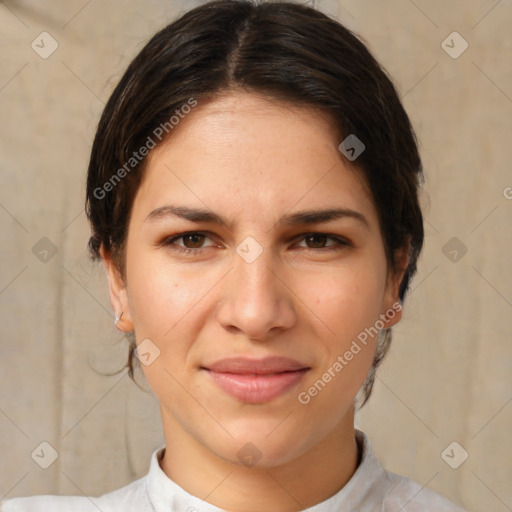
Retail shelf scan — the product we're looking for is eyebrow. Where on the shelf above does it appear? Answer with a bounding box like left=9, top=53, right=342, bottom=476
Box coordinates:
left=144, top=205, right=369, bottom=229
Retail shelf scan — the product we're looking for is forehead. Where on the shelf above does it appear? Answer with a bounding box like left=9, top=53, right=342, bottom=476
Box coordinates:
left=132, top=92, right=377, bottom=227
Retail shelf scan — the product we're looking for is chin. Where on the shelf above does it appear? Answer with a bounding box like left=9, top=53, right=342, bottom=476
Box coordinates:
left=225, top=439, right=309, bottom=469
left=203, top=421, right=316, bottom=469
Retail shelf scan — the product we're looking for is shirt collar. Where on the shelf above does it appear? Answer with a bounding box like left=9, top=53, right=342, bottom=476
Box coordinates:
left=145, top=429, right=386, bottom=512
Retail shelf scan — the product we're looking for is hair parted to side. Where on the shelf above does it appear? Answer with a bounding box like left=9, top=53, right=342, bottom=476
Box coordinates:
left=85, top=0, right=424, bottom=407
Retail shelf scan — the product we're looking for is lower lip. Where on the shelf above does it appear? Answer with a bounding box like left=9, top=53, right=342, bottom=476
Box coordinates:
left=205, top=369, right=309, bottom=403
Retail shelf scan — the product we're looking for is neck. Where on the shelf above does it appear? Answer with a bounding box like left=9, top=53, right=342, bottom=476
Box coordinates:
left=159, top=408, right=359, bottom=512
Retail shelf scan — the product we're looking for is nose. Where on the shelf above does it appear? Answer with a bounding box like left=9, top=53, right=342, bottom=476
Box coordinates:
left=215, top=242, right=297, bottom=341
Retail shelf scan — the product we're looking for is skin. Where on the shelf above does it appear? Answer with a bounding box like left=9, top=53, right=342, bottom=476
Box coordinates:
left=101, top=91, right=408, bottom=512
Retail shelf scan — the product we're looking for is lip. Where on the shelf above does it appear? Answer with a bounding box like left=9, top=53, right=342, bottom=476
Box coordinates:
left=202, top=357, right=310, bottom=404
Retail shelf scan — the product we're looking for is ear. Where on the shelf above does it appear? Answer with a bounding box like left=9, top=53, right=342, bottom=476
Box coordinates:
left=380, top=242, right=410, bottom=329
left=100, top=244, right=134, bottom=332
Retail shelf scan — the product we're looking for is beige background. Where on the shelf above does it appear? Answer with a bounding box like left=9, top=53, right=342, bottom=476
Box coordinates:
left=1, top=1, right=511, bottom=511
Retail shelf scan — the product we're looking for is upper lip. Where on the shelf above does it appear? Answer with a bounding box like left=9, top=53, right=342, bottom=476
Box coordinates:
left=203, top=357, right=309, bottom=374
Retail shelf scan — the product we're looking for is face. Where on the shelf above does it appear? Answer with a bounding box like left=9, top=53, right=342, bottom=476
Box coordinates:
left=102, top=91, right=406, bottom=468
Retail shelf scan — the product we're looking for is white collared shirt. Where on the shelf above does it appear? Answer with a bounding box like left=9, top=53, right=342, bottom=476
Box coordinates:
left=1, top=430, right=467, bottom=511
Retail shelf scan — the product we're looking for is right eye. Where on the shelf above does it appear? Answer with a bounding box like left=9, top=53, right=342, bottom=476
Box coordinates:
left=161, top=231, right=217, bottom=254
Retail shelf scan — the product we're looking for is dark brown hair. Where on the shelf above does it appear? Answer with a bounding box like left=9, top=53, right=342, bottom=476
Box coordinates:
left=85, top=0, right=424, bottom=407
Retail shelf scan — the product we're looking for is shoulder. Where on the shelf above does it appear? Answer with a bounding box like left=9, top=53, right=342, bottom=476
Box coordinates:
left=380, top=469, right=468, bottom=512
left=1, top=475, right=149, bottom=512
left=353, top=430, right=467, bottom=512
left=1, top=495, right=94, bottom=512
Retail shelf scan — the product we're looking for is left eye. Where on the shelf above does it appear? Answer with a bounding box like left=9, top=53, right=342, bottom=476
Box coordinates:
left=296, top=233, right=347, bottom=249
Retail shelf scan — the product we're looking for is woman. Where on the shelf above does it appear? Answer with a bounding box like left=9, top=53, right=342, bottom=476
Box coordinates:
left=1, top=1, right=467, bottom=510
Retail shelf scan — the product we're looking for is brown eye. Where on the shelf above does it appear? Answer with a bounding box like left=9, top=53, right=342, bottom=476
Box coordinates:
left=181, top=233, right=206, bottom=248
left=304, top=234, right=329, bottom=248
left=297, top=233, right=349, bottom=250
left=162, top=231, right=216, bottom=254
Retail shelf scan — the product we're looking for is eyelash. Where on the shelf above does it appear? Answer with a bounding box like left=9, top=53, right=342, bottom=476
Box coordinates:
left=160, top=231, right=350, bottom=255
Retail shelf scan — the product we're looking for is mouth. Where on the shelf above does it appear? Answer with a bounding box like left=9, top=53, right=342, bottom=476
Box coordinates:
left=201, top=357, right=310, bottom=404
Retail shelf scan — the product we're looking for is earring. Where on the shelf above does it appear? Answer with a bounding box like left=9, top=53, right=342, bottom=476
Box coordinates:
left=114, top=312, right=123, bottom=326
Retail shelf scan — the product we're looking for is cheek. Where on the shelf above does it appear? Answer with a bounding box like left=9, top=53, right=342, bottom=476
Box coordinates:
left=126, top=252, right=203, bottom=336
left=124, top=259, right=202, bottom=396
left=299, top=261, right=387, bottom=397
left=307, top=263, right=387, bottom=334
left=300, top=270, right=383, bottom=399
left=124, top=254, right=222, bottom=393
